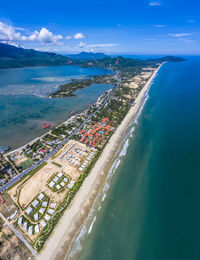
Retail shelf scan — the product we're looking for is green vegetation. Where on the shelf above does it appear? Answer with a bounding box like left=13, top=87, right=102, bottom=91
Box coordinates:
left=52, top=162, right=62, bottom=168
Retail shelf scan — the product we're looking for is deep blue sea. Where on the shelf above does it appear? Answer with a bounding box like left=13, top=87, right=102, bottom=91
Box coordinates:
left=0, top=65, right=112, bottom=149
left=68, top=56, right=200, bottom=260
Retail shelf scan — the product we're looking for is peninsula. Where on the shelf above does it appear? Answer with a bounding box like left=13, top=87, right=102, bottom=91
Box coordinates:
left=0, top=49, right=184, bottom=259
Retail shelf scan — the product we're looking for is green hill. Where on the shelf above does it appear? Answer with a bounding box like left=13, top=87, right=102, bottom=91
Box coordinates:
left=0, top=43, right=72, bottom=69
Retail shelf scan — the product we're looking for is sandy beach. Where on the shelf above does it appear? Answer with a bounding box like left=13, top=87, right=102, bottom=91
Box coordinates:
left=37, top=63, right=164, bottom=260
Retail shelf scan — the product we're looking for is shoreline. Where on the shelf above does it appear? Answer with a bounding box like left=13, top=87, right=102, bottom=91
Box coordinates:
left=37, top=63, right=164, bottom=260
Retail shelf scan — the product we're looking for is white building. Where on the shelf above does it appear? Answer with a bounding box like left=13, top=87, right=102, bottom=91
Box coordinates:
left=57, top=172, right=63, bottom=178
left=60, top=181, right=65, bottom=187
left=38, top=193, right=45, bottom=201
left=23, top=222, right=27, bottom=231
left=25, top=206, right=33, bottom=215
left=34, top=213, right=39, bottom=221
left=50, top=203, right=56, bottom=209
left=32, top=199, right=39, bottom=208
left=18, top=216, right=23, bottom=225
left=39, top=208, right=45, bottom=214
left=28, top=226, right=33, bottom=235
left=35, top=224, right=40, bottom=234
left=40, top=219, right=46, bottom=228
left=49, top=181, right=55, bottom=188
left=56, top=184, right=61, bottom=190
left=44, top=214, right=51, bottom=221
left=48, top=209, right=54, bottom=215
left=42, top=201, right=48, bottom=207
left=53, top=176, right=59, bottom=183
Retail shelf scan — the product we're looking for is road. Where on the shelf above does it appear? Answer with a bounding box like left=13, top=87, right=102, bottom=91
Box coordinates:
left=0, top=74, right=121, bottom=193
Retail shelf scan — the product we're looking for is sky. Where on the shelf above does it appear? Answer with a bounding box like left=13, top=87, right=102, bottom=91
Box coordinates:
left=0, top=0, right=199, bottom=54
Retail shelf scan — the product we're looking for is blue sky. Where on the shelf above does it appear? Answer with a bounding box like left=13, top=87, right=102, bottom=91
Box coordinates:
left=0, top=0, right=199, bottom=54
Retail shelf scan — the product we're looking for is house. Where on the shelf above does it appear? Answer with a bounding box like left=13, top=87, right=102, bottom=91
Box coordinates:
left=58, top=172, right=63, bottom=178
left=40, top=219, right=46, bottom=228
left=18, top=216, right=23, bottom=225
left=64, top=177, right=68, bottom=182
left=42, top=201, right=48, bottom=207
left=35, top=224, right=40, bottom=234
left=49, top=181, right=55, bottom=188
left=50, top=203, right=56, bottom=209
left=28, top=226, right=33, bottom=235
left=60, top=181, right=65, bottom=187
left=53, top=176, right=59, bottom=183
left=25, top=206, right=33, bottom=215
left=23, top=222, right=27, bottom=231
left=48, top=209, right=54, bottom=215
left=32, top=199, right=39, bottom=208
left=44, top=214, right=51, bottom=221
left=56, top=184, right=61, bottom=190
left=34, top=213, right=39, bottom=221
left=38, top=193, right=45, bottom=201
left=39, top=208, right=45, bottom=214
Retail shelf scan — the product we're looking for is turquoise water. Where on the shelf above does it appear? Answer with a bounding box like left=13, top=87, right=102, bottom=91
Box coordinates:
left=0, top=65, right=112, bottom=149
left=70, top=57, right=200, bottom=260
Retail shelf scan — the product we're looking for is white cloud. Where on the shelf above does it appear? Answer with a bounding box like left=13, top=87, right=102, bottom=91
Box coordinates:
left=78, top=41, right=86, bottom=48
left=169, top=33, right=192, bottom=37
left=74, top=33, right=85, bottom=39
left=154, top=24, right=165, bottom=28
left=88, top=43, right=119, bottom=48
left=0, top=22, right=64, bottom=45
left=178, top=38, right=195, bottom=43
left=28, top=28, right=63, bottom=45
left=0, top=22, right=25, bottom=41
left=66, top=35, right=72, bottom=40
left=149, top=1, right=162, bottom=6
left=78, top=42, right=119, bottom=50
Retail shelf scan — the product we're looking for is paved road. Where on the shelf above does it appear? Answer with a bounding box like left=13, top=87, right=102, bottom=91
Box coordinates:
left=0, top=75, right=120, bottom=193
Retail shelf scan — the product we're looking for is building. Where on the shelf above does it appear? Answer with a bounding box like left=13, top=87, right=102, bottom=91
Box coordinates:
left=50, top=203, right=56, bottom=209
left=35, top=224, right=40, bottom=234
left=39, top=208, right=45, bottom=214
left=25, top=206, right=33, bottom=215
left=44, top=214, right=51, bottom=221
left=42, top=201, right=48, bottom=207
left=56, top=184, right=61, bottom=190
left=58, top=172, right=63, bottom=178
left=40, top=219, right=46, bottom=228
left=23, top=222, right=27, bottom=231
left=38, top=193, right=45, bottom=201
left=28, top=226, right=33, bottom=235
left=18, top=216, right=23, bottom=225
left=32, top=199, right=39, bottom=208
left=53, top=176, right=59, bottom=183
left=34, top=213, right=39, bottom=221
left=48, top=209, right=54, bottom=215
left=49, top=181, right=55, bottom=188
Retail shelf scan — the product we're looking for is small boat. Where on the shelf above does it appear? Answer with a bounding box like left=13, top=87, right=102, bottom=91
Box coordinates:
left=42, top=123, right=51, bottom=129
left=70, top=111, right=75, bottom=114
left=86, top=104, right=91, bottom=107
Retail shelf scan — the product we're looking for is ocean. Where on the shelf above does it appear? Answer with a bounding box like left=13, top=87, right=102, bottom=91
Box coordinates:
left=0, top=65, right=112, bottom=149
left=68, top=56, right=200, bottom=260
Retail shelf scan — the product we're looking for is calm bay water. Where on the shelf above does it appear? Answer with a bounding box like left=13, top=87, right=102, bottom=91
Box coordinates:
left=0, top=65, right=112, bottom=149
left=71, top=57, right=200, bottom=260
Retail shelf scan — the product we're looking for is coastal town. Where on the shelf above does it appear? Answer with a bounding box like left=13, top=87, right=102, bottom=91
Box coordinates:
left=0, top=61, right=162, bottom=258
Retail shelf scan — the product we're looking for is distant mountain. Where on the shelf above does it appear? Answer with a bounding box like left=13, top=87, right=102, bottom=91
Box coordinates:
left=80, top=55, right=185, bottom=69
left=0, top=43, right=184, bottom=70
left=0, top=43, right=73, bottom=69
left=65, top=52, right=108, bottom=61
